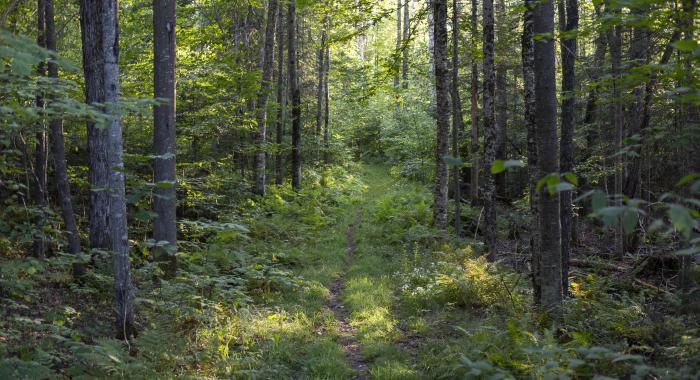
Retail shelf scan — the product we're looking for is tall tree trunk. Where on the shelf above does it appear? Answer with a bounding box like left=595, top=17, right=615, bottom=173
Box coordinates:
left=558, top=0, right=577, bottom=296
left=33, top=0, right=48, bottom=259
left=80, top=0, right=134, bottom=340
left=433, top=0, right=449, bottom=231
left=275, top=2, right=286, bottom=185
left=395, top=0, right=402, bottom=107
left=323, top=43, right=330, bottom=155
left=609, top=20, right=624, bottom=256
left=428, top=0, right=436, bottom=104
left=452, top=0, right=463, bottom=235
left=288, top=0, right=301, bottom=190
left=315, top=17, right=327, bottom=141
left=532, top=0, right=562, bottom=317
left=482, top=0, right=498, bottom=259
left=45, top=0, right=81, bottom=255
left=494, top=0, right=508, bottom=201
left=254, top=0, right=279, bottom=196
left=470, top=0, right=479, bottom=204
left=152, top=0, right=177, bottom=275
left=583, top=4, right=606, bottom=149
left=402, top=0, right=409, bottom=90
left=521, top=0, right=540, bottom=305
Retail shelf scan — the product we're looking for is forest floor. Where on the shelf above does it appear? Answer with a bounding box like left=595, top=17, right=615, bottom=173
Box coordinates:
left=2, top=164, right=699, bottom=379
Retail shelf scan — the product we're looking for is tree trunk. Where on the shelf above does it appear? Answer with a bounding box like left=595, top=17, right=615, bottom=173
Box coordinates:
left=33, top=0, right=48, bottom=259
left=532, top=0, right=563, bottom=317
left=323, top=43, right=330, bottom=155
left=315, top=16, right=327, bottom=144
left=288, top=0, right=301, bottom=190
left=395, top=0, right=402, bottom=107
left=153, top=0, right=177, bottom=275
left=452, top=0, right=463, bottom=235
left=433, top=0, right=450, bottom=231
left=558, top=0, right=577, bottom=296
left=609, top=20, right=624, bottom=256
left=470, top=0, right=479, bottom=204
left=402, top=0, right=409, bottom=90
left=275, top=2, right=286, bottom=185
left=79, top=0, right=135, bottom=340
left=494, top=0, right=508, bottom=201
left=522, top=0, right=540, bottom=306
left=45, top=0, right=81, bottom=255
left=254, top=0, right=279, bottom=196
left=583, top=4, right=606, bottom=149
left=482, top=0, right=498, bottom=259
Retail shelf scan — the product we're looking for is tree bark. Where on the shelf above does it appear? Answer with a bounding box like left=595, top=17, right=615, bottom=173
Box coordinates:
left=482, top=0, right=498, bottom=259
left=315, top=16, right=327, bottom=142
left=522, top=0, right=540, bottom=303
left=275, top=2, right=286, bottom=185
left=451, top=0, right=463, bottom=235
left=402, top=0, right=409, bottom=90
left=323, top=43, right=330, bottom=155
left=532, top=0, right=563, bottom=317
left=45, top=0, right=81, bottom=255
left=609, top=20, right=624, bottom=256
left=558, top=0, right=577, bottom=296
left=80, top=0, right=134, bottom=340
left=470, top=0, right=479, bottom=204
left=153, top=0, right=177, bottom=275
left=583, top=4, right=606, bottom=149
left=395, top=0, right=402, bottom=107
left=254, top=0, right=279, bottom=196
left=33, top=0, right=48, bottom=259
left=288, top=0, right=301, bottom=190
left=433, top=0, right=450, bottom=230
left=494, top=0, right=508, bottom=201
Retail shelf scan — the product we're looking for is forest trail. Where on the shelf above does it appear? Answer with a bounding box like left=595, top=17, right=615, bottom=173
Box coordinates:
left=327, top=212, right=368, bottom=379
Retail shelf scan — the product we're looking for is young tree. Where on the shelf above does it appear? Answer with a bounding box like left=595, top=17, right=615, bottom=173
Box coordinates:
left=433, top=0, right=449, bottom=231
left=254, top=0, right=279, bottom=196
left=402, top=0, right=409, bottom=90
left=482, top=0, right=498, bottom=259
left=153, top=0, right=177, bottom=274
left=323, top=42, right=330, bottom=153
left=452, top=0, right=464, bottom=235
left=288, top=0, right=301, bottom=190
left=532, top=0, right=562, bottom=316
left=470, top=0, right=479, bottom=204
left=79, top=0, right=134, bottom=339
left=558, top=0, right=577, bottom=295
left=33, top=0, right=48, bottom=259
left=45, top=0, right=81, bottom=255
left=315, top=16, right=327, bottom=141
left=395, top=0, right=402, bottom=106
left=494, top=0, right=507, bottom=200
left=275, top=2, right=286, bottom=185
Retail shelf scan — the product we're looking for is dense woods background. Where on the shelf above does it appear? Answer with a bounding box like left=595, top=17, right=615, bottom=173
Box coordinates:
left=0, top=0, right=698, bottom=378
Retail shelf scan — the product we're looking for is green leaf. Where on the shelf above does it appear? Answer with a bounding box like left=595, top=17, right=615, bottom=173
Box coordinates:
left=591, top=191, right=607, bottom=212
left=490, top=159, right=525, bottom=174
left=563, top=172, right=579, bottom=186
left=672, top=40, right=698, bottom=52
left=443, top=155, right=465, bottom=167
left=668, top=204, right=694, bottom=240
left=621, top=209, right=638, bottom=234
left=675, top=246, right=700, bottom=256
left=676, top=173, right=699, bottom=186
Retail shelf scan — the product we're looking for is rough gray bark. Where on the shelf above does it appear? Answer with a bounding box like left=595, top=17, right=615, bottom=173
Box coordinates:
left=275, top=2, right=286, bottom=185
left=482, top=0, right=498, bottom=259
left=80, top=0, right=134, bottom=340
left=153, top=0, right=177, bottom=275
left=470, top=0, right=479, bottom=204
left=402, top=0, right=409, bottom=90
left=451, top=0, right=463, bottom=235
left=323, top=43, right=330, bottom=152
left=395, top=0, right=402, bottom=106
left=433, top=0, right=450, bottom=230
left=532, top=0, right=563, bottom=317
left=583, top=4, right=606, bottom=149
left=610, top=21, right=624, bottom=256
left=33, top=0, right=48, bottom=259
left=45, top=0, right=81, bottom=255
left=288, top=0, right=301, bottom=190
left=494, top=0, right=507, bottom=200
left=254, top=0, right=279, bottom=196
left=522, top=0, right=540, bottom=303
left=315, top=17, right=327, bottom=140
left=558, top=0, right=577, bottom=296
